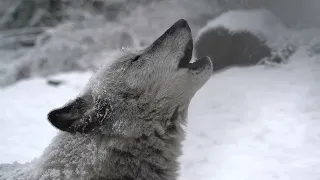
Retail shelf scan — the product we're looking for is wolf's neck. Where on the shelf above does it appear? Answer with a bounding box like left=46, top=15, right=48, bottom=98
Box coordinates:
left=33, top=128, right=184, bottom=180
left=32, top=133, right=102, bottom=178
left=106, top=127, right=184, bottom=180
left=34, top=104, right=187, bottom=179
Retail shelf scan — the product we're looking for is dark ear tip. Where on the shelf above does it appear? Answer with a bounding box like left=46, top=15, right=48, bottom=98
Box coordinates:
left=47, top=108, right=94, bottom=133
left=47, top=108, right=74, bottom=132
left=47, top=109, right=58, bottom=123
left=47, top=108, right=66, bottom=125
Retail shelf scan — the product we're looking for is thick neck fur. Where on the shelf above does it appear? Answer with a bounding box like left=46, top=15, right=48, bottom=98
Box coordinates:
left=16, top=95, right=188, bottom=180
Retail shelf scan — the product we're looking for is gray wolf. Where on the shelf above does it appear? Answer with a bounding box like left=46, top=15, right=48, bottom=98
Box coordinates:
left=0, top=19, right=212, bottom=180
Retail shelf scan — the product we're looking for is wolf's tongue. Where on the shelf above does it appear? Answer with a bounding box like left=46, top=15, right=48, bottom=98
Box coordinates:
left=178, top=39, right=193, bottom=68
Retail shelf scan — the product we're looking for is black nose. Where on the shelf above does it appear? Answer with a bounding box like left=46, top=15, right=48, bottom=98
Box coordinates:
left=148, top=19, right=192, bottom=53
left=172, top=19, right=190, bottom=30
left=167, top=19, right=191, bottom=35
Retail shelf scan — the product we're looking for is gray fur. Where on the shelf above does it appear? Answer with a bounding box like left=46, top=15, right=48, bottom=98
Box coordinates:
left=0, top=19, right=212, bottom=180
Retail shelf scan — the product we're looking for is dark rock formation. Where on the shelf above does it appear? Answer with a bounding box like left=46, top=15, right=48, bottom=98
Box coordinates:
left=194, top=26, right=283, bottom=71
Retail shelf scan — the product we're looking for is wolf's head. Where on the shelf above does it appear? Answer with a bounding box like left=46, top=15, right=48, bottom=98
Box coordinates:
left=48, top=19, right=212, bottom=137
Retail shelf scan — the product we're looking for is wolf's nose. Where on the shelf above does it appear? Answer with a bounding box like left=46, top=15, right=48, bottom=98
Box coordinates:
left=172, top=19, right=190, bottom=31
left=174, top=19, right=188, bottom=28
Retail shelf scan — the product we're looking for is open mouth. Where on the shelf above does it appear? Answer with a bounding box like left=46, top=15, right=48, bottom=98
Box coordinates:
left=178, top=39, right=193, bottom=68
left=185, top=56, right=212, bottom=70
left=149, top=19, right=212, bottom=71
left=173, top=20, right=211, bottom=71
left=177, top=37, right=211, bottom=71
left=176, top=39, right=212, bottom=71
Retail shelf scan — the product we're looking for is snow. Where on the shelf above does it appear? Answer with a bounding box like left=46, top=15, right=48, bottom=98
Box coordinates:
left=1, top=47, right=320, bottom=179
left=180, top=48, right=320, bottom=180
left=196, top=9, right=289, bottom=49
left=1, top=7, right=320, bottom=180
left=0, top=72, right=92, bottom=163
left=199, top=9, right=286, bottom=35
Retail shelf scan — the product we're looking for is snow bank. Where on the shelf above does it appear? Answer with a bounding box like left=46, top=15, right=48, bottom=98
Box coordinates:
left=194, top=9, right=298, bottom=73
left=197, top=9, right=289, bottom=49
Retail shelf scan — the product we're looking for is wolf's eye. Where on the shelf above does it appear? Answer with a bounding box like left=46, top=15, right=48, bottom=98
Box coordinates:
left=131, top=55, right=141, bottom=63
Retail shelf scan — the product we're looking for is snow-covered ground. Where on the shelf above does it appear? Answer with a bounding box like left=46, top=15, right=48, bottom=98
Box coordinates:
left=0, top=72, right=92, bottom=163
left=181, top=48, right=320, bottom=180
left=1, top=47, right=320, bottom=179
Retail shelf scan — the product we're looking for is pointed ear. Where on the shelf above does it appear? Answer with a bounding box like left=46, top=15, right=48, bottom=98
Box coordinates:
left=48, top=95, right=113, bottom=133
left=47, top=95, right=95, bottom=133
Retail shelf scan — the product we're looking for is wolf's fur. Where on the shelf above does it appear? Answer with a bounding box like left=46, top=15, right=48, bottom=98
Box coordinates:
left=0, top=19, right=212, bottom=180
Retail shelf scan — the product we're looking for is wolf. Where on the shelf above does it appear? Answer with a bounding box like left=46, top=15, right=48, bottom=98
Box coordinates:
left=0, top=19, right=212, bottom=180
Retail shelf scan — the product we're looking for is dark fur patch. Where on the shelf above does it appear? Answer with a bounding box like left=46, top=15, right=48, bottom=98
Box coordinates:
left=112, top=148, right=135, bottom=159
left=48, top=96, right=113, bottom=134
left=131, top=55, right=141, bottom=63
left=166, top=107, right=179, bottom=135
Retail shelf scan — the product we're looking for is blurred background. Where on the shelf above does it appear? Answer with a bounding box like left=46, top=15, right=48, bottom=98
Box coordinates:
left=1, top=1, right=320, bottom=180
left=0, top=0, right=320, bottom=87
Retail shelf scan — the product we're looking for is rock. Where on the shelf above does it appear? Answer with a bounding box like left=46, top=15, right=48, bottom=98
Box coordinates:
left=194, top=9, right=293, bottom=71
left=195, top=26, right=281, bottom=71
left=47, top=79, right=65, bottom=86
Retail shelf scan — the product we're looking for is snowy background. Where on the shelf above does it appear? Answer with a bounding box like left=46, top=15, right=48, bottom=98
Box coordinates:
left=1, top=0, right=320, bottom=180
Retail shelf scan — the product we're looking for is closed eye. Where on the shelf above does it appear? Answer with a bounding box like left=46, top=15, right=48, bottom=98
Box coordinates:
left=131, top=55, right=141, bottom=63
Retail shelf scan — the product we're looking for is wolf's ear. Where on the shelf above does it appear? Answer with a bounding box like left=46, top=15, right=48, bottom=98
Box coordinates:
left=47, top=95, right=97, bottom=133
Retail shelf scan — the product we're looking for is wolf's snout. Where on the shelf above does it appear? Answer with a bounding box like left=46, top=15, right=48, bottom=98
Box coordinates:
left=149, top=19, right=192, bottom=50
left=171, top=19, right=190, bottom=31
left=166, top=19, right=191, bottom=37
